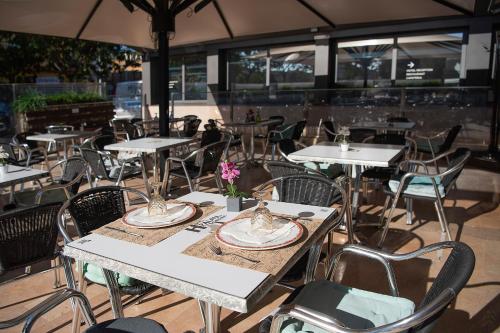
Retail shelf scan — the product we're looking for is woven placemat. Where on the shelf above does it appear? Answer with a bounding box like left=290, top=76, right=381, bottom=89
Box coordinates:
left=93, top=201, right=223, bottom=247
left=182, top=211, right=325, bottom=275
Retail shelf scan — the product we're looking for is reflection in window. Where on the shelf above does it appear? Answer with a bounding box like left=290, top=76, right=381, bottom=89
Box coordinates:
left=336, top=38, right=393, bottom=88
left=270, top=45, right=315, bottom=89
left=228, top=49, right=267, bottom=90
left=169, top=53, right=207, bottom=101
left=396, top=33, right=463, bottom=86
left=185, top=54, right=207, bottom=100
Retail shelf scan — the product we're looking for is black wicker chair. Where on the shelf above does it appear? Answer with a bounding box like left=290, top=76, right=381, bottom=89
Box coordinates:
left=291, top=120, right=307, bottom=141
left=261, top=241, right=475, bottom=333
left=0, top=141, right=47, bottom=169
left=0, top=288, right=168, bottom=333
left=257, top=174, right=347, bottom=284
left=349, top=128, right=377, bottom=143
left=12, top=131, right=59, bottom=161
left=262, top=122, right=297, bottom=161
left=162, top=141, right=228, bottom=194
left=14, top=157, right=89, bottom=206
left=0, top=203, right=64, bottom=288
left=255, top=115, right=285, bottom=151
left=80, top=148, right=142, bottom=186
left=322, top=120, right=338, bottom=142
left=58, top=186, right=156, bottom=319
left=181, top=116, right=202, bottom=138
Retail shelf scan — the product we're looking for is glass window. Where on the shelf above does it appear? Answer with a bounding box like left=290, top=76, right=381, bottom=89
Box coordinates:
left=336, top=38, right=394, bottom=88
left=396, top=33, right=463, bottom=86
left=185, top=54, right=207, bottom=100
left=270, top=45, right=315, bottom=89
left=169, top=55, right=183, bottom=100
left=169, top=53, right=207, bottom=101
left=228, top=48, right=267, bottom=90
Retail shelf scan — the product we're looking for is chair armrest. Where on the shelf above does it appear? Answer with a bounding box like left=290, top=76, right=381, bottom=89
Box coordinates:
left=414, top=129, right=448, bottom=140
left=271, top=288, right=454, bottom=333
left=323, top=126, right=340, bottom=139
left=267, top=123, right=296, bottom=140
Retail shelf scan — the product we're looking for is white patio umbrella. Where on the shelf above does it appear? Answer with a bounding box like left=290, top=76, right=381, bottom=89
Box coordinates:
left=0, top=0, right=478, bottom=135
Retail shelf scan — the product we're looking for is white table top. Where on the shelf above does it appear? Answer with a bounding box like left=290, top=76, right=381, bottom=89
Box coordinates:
left=27, top=131, right=96, bottom=142
left=104, top=137, right=196, bottom=153
left=64, top=191, right=336, bottom=312
left=0, top=165, right=49, bottom=187
left=351, top=121, right=416, bottom=130
left=289, top=142, right=404, bottom=167
left=223, top=119, right=281, bottom=128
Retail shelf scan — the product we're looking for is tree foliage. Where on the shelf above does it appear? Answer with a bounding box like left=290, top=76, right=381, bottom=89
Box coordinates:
left=0, top=32, right=142, bottom=83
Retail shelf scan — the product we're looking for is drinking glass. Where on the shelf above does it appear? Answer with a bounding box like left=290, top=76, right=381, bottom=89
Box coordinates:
left=147, top=181, right=168, bottom=216
left=250, top=190, right=274, bottom=230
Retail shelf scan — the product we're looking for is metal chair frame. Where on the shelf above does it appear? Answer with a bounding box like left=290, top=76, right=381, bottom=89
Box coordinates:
left=161, top=140, right=229, bottom=194
left=263, top=122, right=297, bottom=161
left=269, top=241, right=475, bottom=333
left=378, top=148, right=471, bottom=248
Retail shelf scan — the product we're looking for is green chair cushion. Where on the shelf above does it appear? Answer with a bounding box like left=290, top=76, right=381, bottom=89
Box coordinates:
left=304, top=162, right=343, bottom=179
left=280, top=280, right=415, bottom=332
left=83, top=262, right=140, bottom=287
left=389, top=175, right=445, bottom=198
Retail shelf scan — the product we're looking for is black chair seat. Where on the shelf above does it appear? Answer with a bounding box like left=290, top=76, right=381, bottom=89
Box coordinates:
left=85, top=317, right=168, bottom=333
left=120, top=282, right=157, bottom=296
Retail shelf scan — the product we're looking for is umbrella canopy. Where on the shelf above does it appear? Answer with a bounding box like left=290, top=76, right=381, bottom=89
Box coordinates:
left=0, top=0, right=477, bottom=49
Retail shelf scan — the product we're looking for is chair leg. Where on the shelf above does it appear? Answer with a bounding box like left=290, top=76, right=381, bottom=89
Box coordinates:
left=378, top=194, right=399, bottom=248
left=434, top=199, right=452, bottom=241
left=52, top=257, right=61, bottom=289
left=405, top=198, right=413, bottom=225
left=271, top=144, right=276, bottom=161
left=379, top=195, right=391, bottom=228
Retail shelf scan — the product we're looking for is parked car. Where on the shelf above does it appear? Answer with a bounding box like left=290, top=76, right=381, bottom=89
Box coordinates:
left=113, top=80, right=142, bottom=120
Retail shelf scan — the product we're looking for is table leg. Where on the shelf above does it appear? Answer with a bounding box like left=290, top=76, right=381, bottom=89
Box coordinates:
left=249, top=126, right=255, bottom=161
left=198, top=300, right=221, bottom=333
left=102, top=268, right=124, bottom=318
left=351, top=165, right=362, bottom=224
left=345, top=167, right=355, bottom=244
left=63, top=140, right=68, bottom=160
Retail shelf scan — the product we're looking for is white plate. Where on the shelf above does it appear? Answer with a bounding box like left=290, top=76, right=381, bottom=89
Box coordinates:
left=122, top=203, right=197, bottom=229
left=215, top=217, right=303, bottom=251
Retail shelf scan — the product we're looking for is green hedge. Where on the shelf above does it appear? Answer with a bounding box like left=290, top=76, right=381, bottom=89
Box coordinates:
left=13, top=91, right=106, bottom=113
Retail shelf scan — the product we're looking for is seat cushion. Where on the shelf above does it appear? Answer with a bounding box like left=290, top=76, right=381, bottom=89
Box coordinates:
left=82, top=262, right=141, bottom=287
left=279, top=280, right=415, bottom=332
left=85, top=317, right=168, bottom=333
left=389, top=175, right=445, bottom=198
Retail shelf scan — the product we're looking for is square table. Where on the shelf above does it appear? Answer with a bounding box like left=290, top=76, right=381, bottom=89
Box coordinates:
left=27, top=131, right=96, bottom=159
left=289, top=142, right=404, bottom=241
left=63, top=191, right=337, bottom=333
left=104, top=137, right=196, bottom=194
left=222, top=119, right=282, bottom=165
left=0, top=165, right=49, bottom=202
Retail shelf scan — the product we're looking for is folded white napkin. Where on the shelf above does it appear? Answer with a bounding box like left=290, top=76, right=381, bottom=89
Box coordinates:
left=129, top=204, right=190, bottom=224
left=221, top=218, right=295, bottom=244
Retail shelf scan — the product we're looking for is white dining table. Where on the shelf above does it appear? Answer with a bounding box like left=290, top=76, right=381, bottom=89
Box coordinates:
left=222, top=119, right=282, bottom=165
left=27, top=131, right=96, bottom=159
left=289, top=142, right=404, bottom=241
left=104, top=137, right=197, bottom=194
left=0, top=165, right=49, bottom=202
left=63, top=191, right=337, bottom=333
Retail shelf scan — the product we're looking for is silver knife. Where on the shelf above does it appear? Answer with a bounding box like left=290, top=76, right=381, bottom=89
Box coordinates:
left=104, top=226, right=143, bottom=238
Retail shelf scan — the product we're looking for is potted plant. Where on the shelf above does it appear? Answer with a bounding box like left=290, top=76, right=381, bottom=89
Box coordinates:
left=336, top=126, right=351, bottom=152
left=220, top=161, right=246, bottom=212
left=0, top=147, right=9, bottom=175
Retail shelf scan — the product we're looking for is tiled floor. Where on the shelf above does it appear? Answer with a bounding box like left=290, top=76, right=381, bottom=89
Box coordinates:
left=0, top=160, right=499, bottom=333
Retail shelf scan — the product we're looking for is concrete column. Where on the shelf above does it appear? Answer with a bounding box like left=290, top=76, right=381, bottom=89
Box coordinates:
left=314, top=34, right=331, bottom=90
left=464, top=19, right=494, bottom=86
left=207, top=49, right=219, bottom=104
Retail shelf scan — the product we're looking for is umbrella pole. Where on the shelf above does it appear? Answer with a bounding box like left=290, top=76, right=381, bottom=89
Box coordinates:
left=158, top=29, right=170, bottom=138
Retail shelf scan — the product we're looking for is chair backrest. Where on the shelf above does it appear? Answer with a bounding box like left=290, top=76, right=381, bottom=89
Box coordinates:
left=291, top=120, right=307, bottom=141
left=200, top=127, right=222, bottom=147
left=441, top=148, right=470, bottom=192
left=0, top=142, right=18, bottom=163
left=59, top=157, right=88, bottom=195
left=414, top=242, right=475, bottom=333
left=183, top=118, right=202, bottom=137
left=323, top=121, right=336, bottom=142
left=79, top=148, right=109, bottom=179
left=0, top=203, right=62, bottom=275
left=259, top=174, right=342, bottom=207
left=92, top=135, right=116, bottom=151
left=277, top=139, right=297, bottom=157
left=200, top=141, right=228, bottom=174
left=372, top=133, right=406, bottom=145
left=268, top=116, right=285, bottom=132
left=439, top=125, right=462, bottom=153
left=46, top=125, right=74, bottom=134
left=12, top=132, right=38, bottom=150
left=349, top=128, right=377, bottom=143
left=265, top=160, right=323, bottom=179
left=66, top=186, right=129, bottom=237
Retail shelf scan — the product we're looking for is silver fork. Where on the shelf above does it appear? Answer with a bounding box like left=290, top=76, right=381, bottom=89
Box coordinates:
left=208, top=244, right=260, bottom=264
